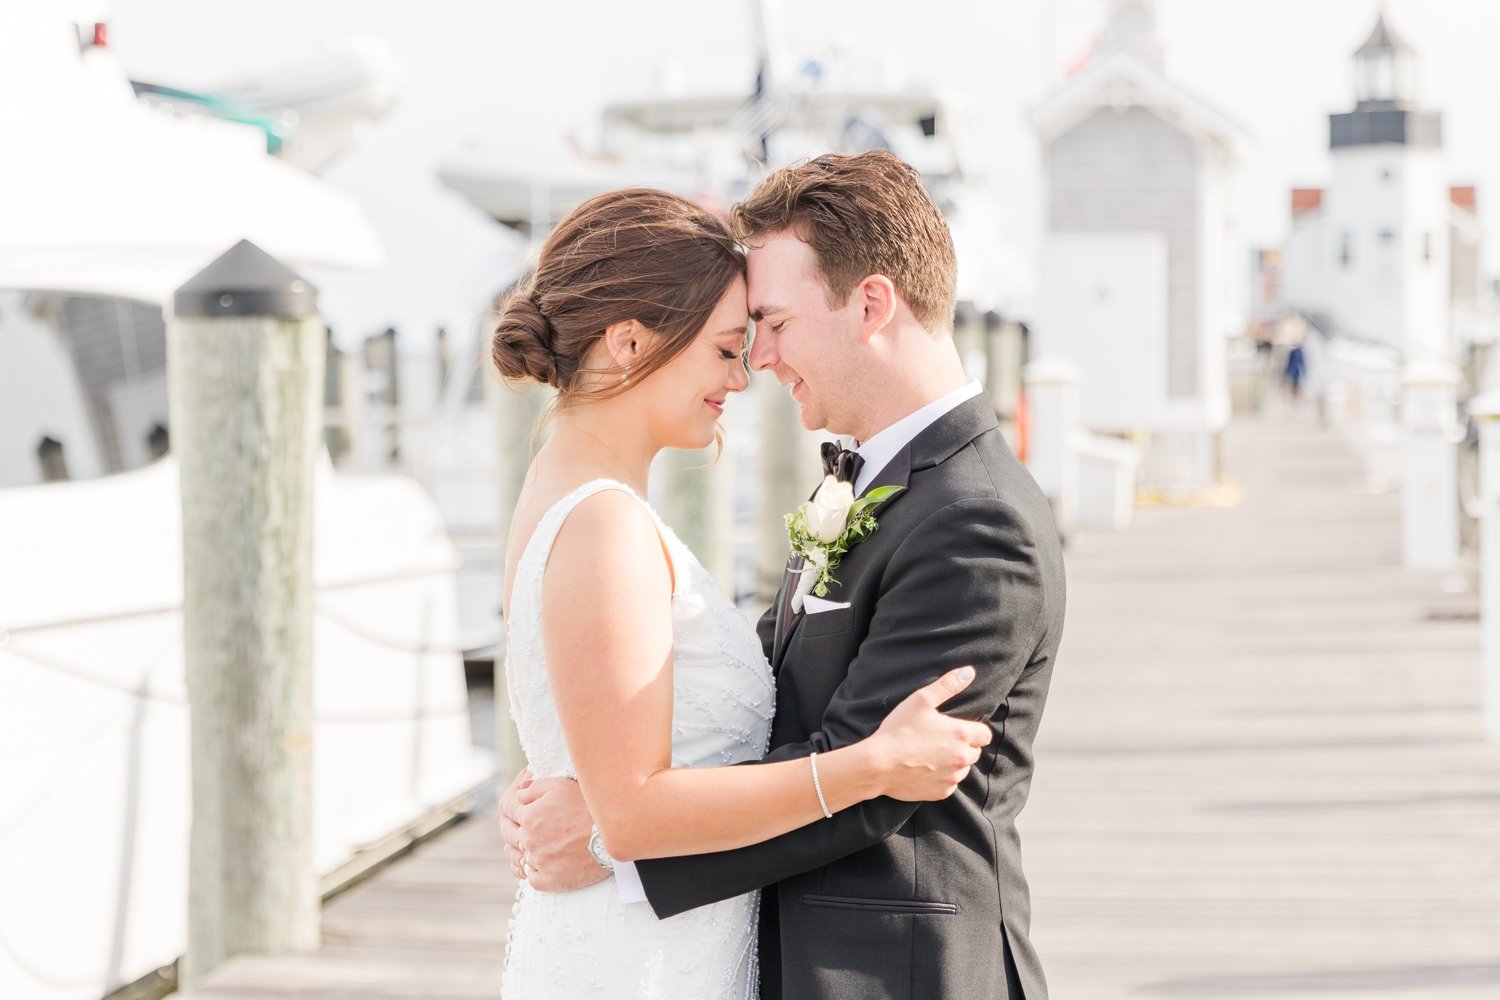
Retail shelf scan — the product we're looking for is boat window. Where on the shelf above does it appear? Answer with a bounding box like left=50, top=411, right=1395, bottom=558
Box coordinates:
left=37, top=436, right=69, bottom=482
left=148, top=423, right=170, bottom=460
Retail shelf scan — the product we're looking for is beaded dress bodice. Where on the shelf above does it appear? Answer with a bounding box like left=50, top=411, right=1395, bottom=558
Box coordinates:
left=500, top=479, right=773, bottom=1000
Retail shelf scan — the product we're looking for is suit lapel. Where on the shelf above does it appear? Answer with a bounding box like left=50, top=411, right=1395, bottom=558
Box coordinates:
left=771, top=554, right=803, bottom=672
left=904, top=393, right=1000, bottom=474
left=857, top=442, right=914, bottom=510
left=772, top=474, right=828, bottom=671
left=769, top=393, right=1001, bottom=674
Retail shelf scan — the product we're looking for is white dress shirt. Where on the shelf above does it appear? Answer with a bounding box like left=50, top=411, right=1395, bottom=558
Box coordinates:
left=614, top=853, right=647, bottom=901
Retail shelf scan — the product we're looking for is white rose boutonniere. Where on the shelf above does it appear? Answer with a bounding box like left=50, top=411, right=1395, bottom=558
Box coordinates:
left=804, top=476, right=855, bottom=543
left=785, top=476, right=905, bottom=612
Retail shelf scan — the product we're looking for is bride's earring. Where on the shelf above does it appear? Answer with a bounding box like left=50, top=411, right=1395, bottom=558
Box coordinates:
left=620, top=364, right=631, bottom=384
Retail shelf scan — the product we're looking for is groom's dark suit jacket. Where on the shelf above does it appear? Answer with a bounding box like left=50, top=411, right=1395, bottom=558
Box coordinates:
left=635, top=393, right=1065, bottom=1000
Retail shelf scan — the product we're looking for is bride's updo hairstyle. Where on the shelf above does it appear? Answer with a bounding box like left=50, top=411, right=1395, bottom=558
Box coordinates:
left=492, top=188, right=745, bottom=406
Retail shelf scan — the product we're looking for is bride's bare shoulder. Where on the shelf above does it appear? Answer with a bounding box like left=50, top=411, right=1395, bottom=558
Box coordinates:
left=552, top=486, right=657, bottom=551
left=504, top=471, right=656, bottom=604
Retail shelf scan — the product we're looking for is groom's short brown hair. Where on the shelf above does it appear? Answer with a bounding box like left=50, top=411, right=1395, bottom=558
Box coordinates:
left=731, top=150, right=958, bottom=334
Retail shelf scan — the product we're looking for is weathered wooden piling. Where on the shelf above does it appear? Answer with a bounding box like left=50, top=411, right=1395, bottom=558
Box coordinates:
left=168, top=240, right=323, bottom=983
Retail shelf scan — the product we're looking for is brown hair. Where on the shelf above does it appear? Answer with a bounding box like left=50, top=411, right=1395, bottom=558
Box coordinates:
left=492, top=188, right=745, bottom=404
left=731, top=150, right=957, bottom=333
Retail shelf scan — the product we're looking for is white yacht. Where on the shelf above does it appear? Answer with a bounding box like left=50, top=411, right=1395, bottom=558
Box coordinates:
left=0, top=9, right=491, bottom=1000
left=438, top=50, right=1025, bottom=315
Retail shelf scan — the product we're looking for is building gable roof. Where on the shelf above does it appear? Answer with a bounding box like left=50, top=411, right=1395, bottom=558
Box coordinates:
left=1031, top=52, right=1249, bottom=160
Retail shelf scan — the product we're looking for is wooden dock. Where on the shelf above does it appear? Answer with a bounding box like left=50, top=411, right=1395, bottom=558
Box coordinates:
left=172, top=795, right=513, bottom=999
left=177, top=413, right=1500, bottom=999
left=1024, top=412, right=1500, bottom=998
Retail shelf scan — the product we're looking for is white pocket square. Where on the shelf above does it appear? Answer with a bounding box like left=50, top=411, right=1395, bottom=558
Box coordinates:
left=802, top=595, right=852, bottom=615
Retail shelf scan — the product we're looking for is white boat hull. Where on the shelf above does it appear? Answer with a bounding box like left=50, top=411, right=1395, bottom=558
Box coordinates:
left=0, top=457, right=494, bottom=1000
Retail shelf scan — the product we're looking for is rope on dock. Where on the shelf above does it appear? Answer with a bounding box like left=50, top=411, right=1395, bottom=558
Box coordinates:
left=0, top=565, right=496, bottom=698
left=1, top=636, right=478, bottom=724
left=0, top=924, right=113, bottom=992
left=0, top=636, right=186, bottom=704
left=0, top=596, right=499, bottom=704
left=311, top=600, right=500, bottom=656
left=0, top=701, right=137, bottom=844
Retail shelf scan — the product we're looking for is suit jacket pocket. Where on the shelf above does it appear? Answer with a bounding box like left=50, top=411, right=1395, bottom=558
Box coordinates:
left=801, top=893, right=958, bottom=915
left=798, top=606, right=856, bottom=638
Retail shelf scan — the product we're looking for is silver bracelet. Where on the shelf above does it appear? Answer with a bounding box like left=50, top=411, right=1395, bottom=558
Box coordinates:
left=809, top=751, right=833, bottom=819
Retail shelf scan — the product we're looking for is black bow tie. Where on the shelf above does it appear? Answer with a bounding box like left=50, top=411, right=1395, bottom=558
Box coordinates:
left=821, top=442, right=864, bottom=485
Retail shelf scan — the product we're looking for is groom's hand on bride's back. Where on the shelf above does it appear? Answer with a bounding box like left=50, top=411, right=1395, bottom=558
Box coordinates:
left=499, top=770, right=610, bottom=892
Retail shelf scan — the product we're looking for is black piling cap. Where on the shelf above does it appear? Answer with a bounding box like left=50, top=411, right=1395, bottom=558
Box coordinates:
left=174, top=239, right=319, bottom=319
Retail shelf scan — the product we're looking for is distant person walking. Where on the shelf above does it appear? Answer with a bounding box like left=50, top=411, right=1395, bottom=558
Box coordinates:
left=1284, top=342, right=1307, bottom=402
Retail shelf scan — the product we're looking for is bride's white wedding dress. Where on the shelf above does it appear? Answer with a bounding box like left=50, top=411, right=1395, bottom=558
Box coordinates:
left=500, top=479, right=775, bottom=999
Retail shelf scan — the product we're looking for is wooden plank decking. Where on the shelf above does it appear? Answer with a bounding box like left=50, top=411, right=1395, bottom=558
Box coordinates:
left=173, top=801, right=513, bottom=999
left=1024, top=412, right=1500, bottom=998
left=178, top=413, right=1500, bottom=999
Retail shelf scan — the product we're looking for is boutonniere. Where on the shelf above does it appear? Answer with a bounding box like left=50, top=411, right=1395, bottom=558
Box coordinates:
left=785, top=477, right=905, bottom=613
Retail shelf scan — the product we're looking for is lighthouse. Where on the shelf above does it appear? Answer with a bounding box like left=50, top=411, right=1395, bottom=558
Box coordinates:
left=1281, top=8, right=1454, bottom=360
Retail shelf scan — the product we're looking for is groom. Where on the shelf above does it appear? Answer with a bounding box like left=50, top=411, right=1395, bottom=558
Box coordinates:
left=500, top=150, right=1065, bottom=999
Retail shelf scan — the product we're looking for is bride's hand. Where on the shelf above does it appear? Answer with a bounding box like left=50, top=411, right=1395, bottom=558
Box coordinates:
left=867, top=666, right=991, bottom=802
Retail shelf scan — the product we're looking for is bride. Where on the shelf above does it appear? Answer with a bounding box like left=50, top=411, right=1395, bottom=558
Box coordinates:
left=492, top=188, right=989, bottom=999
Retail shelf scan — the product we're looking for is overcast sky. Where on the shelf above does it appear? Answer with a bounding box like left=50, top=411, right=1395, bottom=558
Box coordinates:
left=108, top=0, right=1500, bottom=352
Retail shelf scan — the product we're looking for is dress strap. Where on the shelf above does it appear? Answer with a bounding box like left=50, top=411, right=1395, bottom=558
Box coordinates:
left=516, top=479, right=677, bottom=594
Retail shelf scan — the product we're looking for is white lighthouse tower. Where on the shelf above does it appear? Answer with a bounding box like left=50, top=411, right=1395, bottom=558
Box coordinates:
left=1320, top=8, right=1451, bottom=359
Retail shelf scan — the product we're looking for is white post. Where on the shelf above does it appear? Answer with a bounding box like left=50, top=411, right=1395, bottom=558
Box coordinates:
left=756, top=378, right=823, bottom=605
left=657, top=446, right=734, bottom=592
left=488, top=374, right=548, bottom=782
left=985, top=315, right=1027, bottom=451
left=1022, top=357, right=1080, bottom=539
left=1322, top=338, right=1352, bottom=432
left=952, top=303, right=982, bottom=379
left=1400, top=358, right=1460, bottom=570
left=982, top=314, right=1012, bottom=408
left=169, top=241, right=322, bottom=983
left=1361, top=355, right=1402, bottom=493
left=1469, top=390, right=1500, bottom=744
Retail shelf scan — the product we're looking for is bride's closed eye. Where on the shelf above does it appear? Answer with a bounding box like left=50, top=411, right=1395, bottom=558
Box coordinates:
left=717, top=343, right=752, bottom=370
